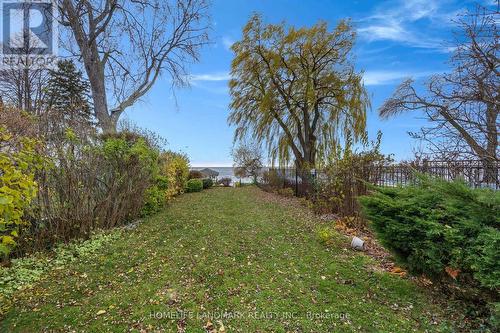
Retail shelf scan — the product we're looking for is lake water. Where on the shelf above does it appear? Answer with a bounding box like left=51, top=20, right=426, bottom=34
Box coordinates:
left=191, top=167, right=261, bottom=184
left=191, top=166, right=299, bottom=185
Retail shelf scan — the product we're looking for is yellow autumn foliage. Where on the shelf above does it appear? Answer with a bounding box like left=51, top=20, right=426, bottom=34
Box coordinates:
left=159, top=151, right=190, bottom=200
left=0, top=126, right=43, bottom=259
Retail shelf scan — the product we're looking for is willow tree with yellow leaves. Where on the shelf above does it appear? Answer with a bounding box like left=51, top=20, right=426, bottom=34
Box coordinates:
left=228, top=14, right=369, bottom=187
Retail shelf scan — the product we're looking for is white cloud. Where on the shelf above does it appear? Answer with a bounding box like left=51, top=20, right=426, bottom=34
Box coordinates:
left=363, top=70, right=436, bottom=86
left=188, top=70, right=437, bottom=88
left=358, top=0, right=462, bottom=51
left=188, top=72, right=231, bottom=82
left=185, top=72, right=230, bottom=94
left=358, top=23, right=407, bottom=43
left=402, top=0, right=440, bottom=20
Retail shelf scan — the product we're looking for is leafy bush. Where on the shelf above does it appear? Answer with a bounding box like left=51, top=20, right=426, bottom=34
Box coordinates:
left=489, top=303, right=500, bottom=331
left=359, top=175, right=500, bottom=289
left=160, top=151, right=189, bottom=199
left=155, top=175, right=169, bottom=191
left=313, top=132, right=390, bottom=216
left=96, top=133, right=159, bottom=224
left=141, top=176, right=170, bottom=217
left=0, top=126, right=43, bottom=260
left=186, top=179, right=203, bottom=192
left=21, top=129, right=159, bottom=254
left=202, top=178, right=213, bottom=189
left=259, top=169, right=298, bottom=193
left=261, top=169, right=284, bottom=190
left=141, top=186, right=164, bottom=217
left=218, top=177, right=232, bottom=187
left=1, top=108, right=192, bottom=257
left=189, top=170, right=203, bottom=179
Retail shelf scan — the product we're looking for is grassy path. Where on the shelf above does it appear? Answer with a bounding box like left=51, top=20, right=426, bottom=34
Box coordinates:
left=2, top=187, right=450, bottom=332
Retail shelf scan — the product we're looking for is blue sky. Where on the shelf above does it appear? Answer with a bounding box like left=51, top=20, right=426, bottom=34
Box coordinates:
left=123, top=0, right=492, bottom=167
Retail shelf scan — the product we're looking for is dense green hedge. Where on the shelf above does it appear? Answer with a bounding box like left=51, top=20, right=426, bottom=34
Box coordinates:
left=186, top=179, right=203, bottom=192
left=359, top=175, right=500, bottom=290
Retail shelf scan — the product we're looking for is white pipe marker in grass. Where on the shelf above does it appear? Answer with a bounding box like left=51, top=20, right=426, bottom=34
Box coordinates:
left=351, top=236, right=365, bottom=251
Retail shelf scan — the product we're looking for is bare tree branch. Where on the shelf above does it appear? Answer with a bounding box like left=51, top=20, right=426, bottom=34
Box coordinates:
left=59, top=0, right=210, bottom=132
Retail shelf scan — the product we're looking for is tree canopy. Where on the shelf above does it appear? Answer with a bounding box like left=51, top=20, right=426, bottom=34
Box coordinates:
left=45, top=60, right=91, bottom=124
left=231, top=142, right=264, bottom=183
left=228, top=14, right=369, bottom=172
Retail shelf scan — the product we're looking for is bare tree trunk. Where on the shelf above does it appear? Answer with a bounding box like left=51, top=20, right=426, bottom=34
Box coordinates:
left=482, top=103, right=498, bottom=183
left=63, top=0, right=115, bottom=133
left=23, top=68, right=30, bottom=112
left=482, top=157, right=497, bottom=184
left=88, top=73, right=114, bottom=133
left=296, top=142, right=316, bottom=196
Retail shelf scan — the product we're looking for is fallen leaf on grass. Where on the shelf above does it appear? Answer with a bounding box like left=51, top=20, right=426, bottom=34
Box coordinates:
left=419, top=276, right=433, bottom=286
left=217, top=320, right=226, bottom=332
left=96, top=309, right=107, bottom=315
left=445, top=266, right=460, bottom=279
left=390, top=266, right=407, bottom=277
left=204, top=320, right=216, bottom=332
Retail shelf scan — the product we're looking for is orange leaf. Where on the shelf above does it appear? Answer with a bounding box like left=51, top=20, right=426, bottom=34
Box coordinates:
left=391, top=267, right=404, bottom=274
left=445, top=266, right=460, bottom=279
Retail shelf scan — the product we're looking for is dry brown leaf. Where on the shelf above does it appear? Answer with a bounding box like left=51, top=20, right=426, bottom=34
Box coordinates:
left=419, top=276, right=433, bottom=286
left=204, top=320, right=216, bottom=333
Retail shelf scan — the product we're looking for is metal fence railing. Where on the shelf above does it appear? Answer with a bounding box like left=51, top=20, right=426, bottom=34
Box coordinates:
left=372, top=160, right=500, bottom=190
left=261, top=160, right=500, bottom=193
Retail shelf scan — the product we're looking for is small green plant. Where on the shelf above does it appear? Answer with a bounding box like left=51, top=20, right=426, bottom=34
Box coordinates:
left=155, top=175, right=169, bottom=190
left=186, top=179, right=203, bottom=192
left=202, top=178, right=213, bottom=189
left=316, top=226, right=337, bottom=246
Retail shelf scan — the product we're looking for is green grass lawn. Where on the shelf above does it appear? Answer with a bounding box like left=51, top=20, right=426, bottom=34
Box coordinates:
left=1, top=186, right=452, bottom=332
